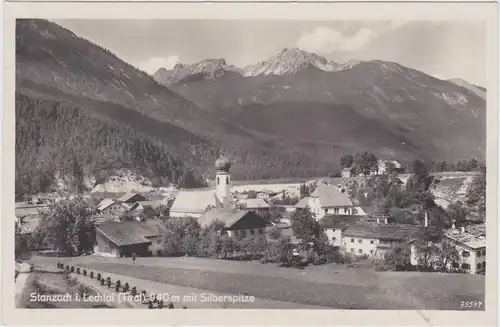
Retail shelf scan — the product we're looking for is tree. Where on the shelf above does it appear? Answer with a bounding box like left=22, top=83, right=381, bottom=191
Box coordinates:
left=162, top=217, right=201, bottom=256
left=434, top=240, right=459, bottom=272
left=355, top=152, right=378, bottom=176
left=15, top=231, right=31, bottom=261
left=466, top=167, right=486, bottom=221
left=440, top=161, right=448, bottom=172
left=290, top=208, right=320, bottom=242
left=340, top=154, right=354, bottom=169
left=384, top=244, right=411, bottom=271
left=447, top=202, right=467, bottom=226
left=34, top=197, right=96, bottom=256
left=412, top=160, right=427, bottom=178
left=413, top=239, right=439, bottom=270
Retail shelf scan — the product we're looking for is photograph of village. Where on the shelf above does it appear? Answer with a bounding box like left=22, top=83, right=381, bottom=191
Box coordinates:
left=14, top=19, right=487, bottom=310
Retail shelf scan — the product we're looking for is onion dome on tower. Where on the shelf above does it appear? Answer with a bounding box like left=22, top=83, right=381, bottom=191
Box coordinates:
left=215, top=155, right=231, bottom=173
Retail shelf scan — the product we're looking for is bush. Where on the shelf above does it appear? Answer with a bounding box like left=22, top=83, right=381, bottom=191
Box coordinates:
left=97, top=273, right=101, bottom=281
left=83, top=269, right=87, bottom=276
left=76, top=268, right=81, bottom=274
left=70, top=266, right=75, bottom=273
left=148, top=301, right=153, bottom=309
left=123, top=283, right=129, bottom=292
left=167, top=302, right=175, bottom=309
left=115, top=284, right=120, bottom=292
left=158, top=299, right=164, bottom=309
left=90, top=271, right=94, bottom=279
left=107, top=279, right=111, bottom=288
left=65, top=265, right=69, bottom=271
left=116, top=280, right=121, bottom=287
left=100, top=279, right=105, bottom=286
left=131, top=287, right=137, bottom=296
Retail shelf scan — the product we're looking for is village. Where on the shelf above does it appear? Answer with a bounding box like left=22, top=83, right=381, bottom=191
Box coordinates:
left=16, top=154, right=486, bottom=277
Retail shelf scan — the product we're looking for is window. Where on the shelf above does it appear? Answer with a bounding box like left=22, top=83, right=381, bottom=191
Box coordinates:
left=332, top=229, right=336, bottom=232
left=217, top=177, right=220, bottom=185
left=250, top=230, right=255, bottom=236
left=482, top=249, right=486, bottom=256
left=477, top=251, right=482, bottom=257
left=461, top=263, right=471, bottom=270
left=358, top=239, right=362, bottom=244
left=482, top=262, right=486, bottom=269
left=334, top=208, right=339, bottom=214
left=350, top=238, right=354, bottom=243
left=477, top=263, right=482, bottom=270
left=358, top=249, right=363, bottom=254
left=227, top=176, right=230, bottom=183
left=157, top=239, right=161, bottom=244
left=350, top=248, right=354, bottom=253
left=344, top=208, right=349, bottom=213
left=258, top=229, right=264, bottom=234
left=370, top=240, right=374, bottom=244
left=462, top=250, right=470, bottom=257
left=240, top=230, right=246, bottom=238
left=324, top=208, right=328, bottom=214
left=370, top=250, right=374, bottom=254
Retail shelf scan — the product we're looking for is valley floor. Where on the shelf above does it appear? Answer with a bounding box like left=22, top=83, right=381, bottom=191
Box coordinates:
left=28, top=255, right=485, bottom=310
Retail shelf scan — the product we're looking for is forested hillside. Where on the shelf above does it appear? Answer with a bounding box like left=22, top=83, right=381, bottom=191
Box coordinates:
left=15, top=93, right=205, bottom=198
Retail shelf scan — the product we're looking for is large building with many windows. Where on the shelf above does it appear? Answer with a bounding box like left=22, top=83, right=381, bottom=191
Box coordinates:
left=443, top=223, right=486, bottom=275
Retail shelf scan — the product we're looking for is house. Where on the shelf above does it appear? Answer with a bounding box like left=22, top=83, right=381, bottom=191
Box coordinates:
left=256, top=192, right=269, bottom=200
left=169, top=155, right=234, bottom=218
left=94, top=219, right=166, bottom=257
left=96, top=198, right=134, bottom=217
left=294, top=197, right=309, bottom=211
left=318, top=214, right=364, bottom=247
left=198, top=208, right=271, bottom=242
left=342, top=222, right=438, bottom=258
left=117, top=192, right=148, bottom=204
left=442, top=223, right=486, bottom=274
left=308, top=183, right=354, bottom=220
left=341, top=167, right=353, bottom=178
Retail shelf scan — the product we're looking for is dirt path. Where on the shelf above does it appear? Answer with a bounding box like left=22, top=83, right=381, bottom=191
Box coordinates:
left=15, top=262, right=33, bottom=308
left=67, top=268, right=329, bottom=309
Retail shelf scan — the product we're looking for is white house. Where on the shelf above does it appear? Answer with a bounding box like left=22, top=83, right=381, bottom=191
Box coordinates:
left=442, top=224, right=486, bottom=274
left=308, top=183, right=354, bottom=220
left=198, top=208, right=271, bottom=243
left=342, top=222, right=438, bottom=259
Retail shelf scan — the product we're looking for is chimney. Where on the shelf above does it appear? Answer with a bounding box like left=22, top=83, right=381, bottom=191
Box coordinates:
left=424, top=212, right=429, bottom=227
left=384, top=217, right=388, bottom=224
left=461, top=226, right=466, bottom=234
left=451, top=219, right=456, bottom=230
left=376, top=217, right=380, bottom=224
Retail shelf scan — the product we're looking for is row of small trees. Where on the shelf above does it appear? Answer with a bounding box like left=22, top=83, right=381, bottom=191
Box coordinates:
left=56, top=262, right=183, bottom=309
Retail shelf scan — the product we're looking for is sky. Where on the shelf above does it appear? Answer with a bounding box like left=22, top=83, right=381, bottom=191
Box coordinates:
left=54, top=20, right=487, bottom=86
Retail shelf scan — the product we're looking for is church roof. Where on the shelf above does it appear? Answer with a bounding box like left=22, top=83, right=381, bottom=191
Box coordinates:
left=169, top=189, right=219, bottom=215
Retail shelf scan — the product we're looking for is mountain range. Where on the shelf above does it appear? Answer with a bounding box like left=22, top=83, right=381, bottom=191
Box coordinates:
left=15, top=19, right=486, bottom=194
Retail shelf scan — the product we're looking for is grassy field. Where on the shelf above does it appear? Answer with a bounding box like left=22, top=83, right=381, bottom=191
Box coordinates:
left=18, top=269, right=114, bottom=309
left=33, top=256, right=485, bottom=310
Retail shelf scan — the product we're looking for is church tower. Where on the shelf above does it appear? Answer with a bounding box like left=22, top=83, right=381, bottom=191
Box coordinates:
left=215, top=155, right=231, bottom=207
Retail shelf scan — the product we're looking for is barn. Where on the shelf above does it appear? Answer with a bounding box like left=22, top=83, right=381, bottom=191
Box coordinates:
left=94, top=219, right=166, bottom=258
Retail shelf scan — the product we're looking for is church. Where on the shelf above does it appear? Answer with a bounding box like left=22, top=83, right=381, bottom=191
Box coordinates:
left=169, top=155, right=238, bottom=218
left=169, top=156, right=271, bottom=240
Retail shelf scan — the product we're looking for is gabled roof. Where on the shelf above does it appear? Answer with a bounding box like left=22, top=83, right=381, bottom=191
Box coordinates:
left=198, top=208, right=270, bottom=229
left=97, top=198, right=116, bottom=211
left=169, top=189, right=219, bottom=214
left=444, top=223, right=486, bottom=249
left=295, top=197, right=309, bottom=209
left=135, top=200, right=165, bottom=210
left=117, top=193, right=147, bottom=203
left=238, top=198, right=270, bottom=209
left=318, top=214, right=364, bottom=229
left=96, top=219, right=166, bottom=246
left=311, top=183, right=353, bottom=207
left=343, top=223, right=439, bottom=241
left=341, top=167, right=353, bottom=172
